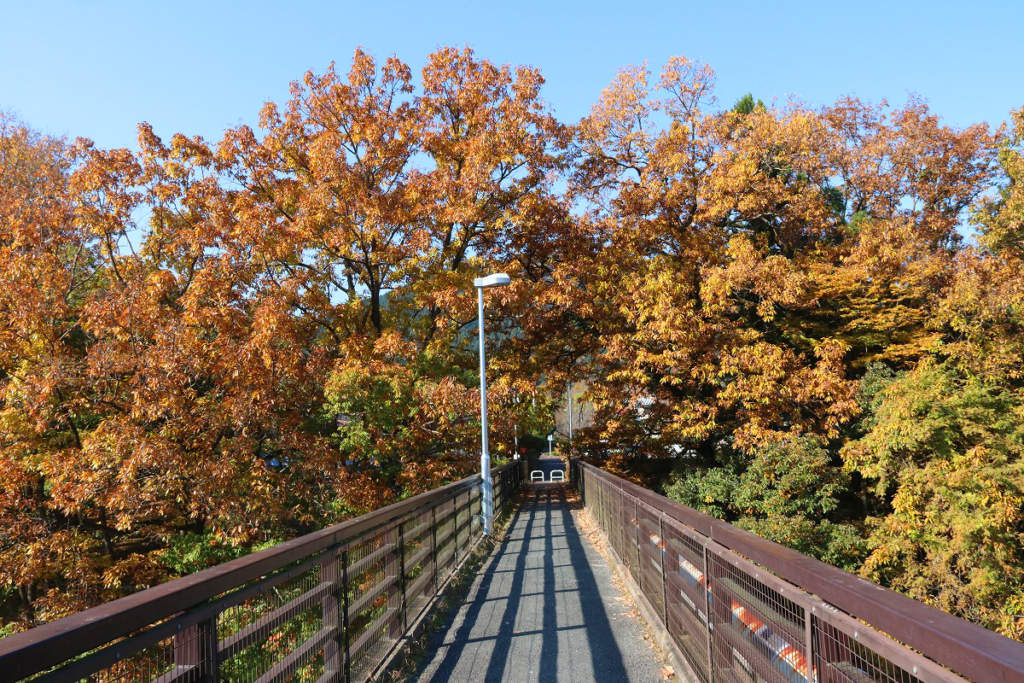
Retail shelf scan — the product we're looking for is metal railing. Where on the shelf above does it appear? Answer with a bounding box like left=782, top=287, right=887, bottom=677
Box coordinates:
left=0, top=463, right=522, bottom=683
left=571, top=460, right=1024, bottom=683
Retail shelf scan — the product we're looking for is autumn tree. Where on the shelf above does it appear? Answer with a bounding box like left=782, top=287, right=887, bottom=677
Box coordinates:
left=837, top=109, right=1024, bottom=639
left=0, top=113, right=111, bottom=621
left=569, top=59, right=861, bottom=468
left=0, top=48, right=577, bottom=626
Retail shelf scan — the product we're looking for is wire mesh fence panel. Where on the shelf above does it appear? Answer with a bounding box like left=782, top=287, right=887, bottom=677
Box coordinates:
left=707, top=546, right=813, bottom=683
left=345, top=528, right=396, bottom=682
left=637, top=505, right=666, bottom=618
left=626, top=496, right=642, bottom=587
left=662, top=517, right=713, bottom=683
left=320, top=550, right=345, bottom=683
left=602, top=480, right=612, bottom=539
left=458, top=490, right=468, bottom=559
left=435, top=496, right=456, bottom=583
left=401, top=509, right=433, bottom=626
left=608, top=483, right=621, bottom=561
left=613, top=488, right=630, bottom=572
left=56, top=631, right=180, bottom=683
left=217, top=562, right=327, bottom=683
left=813, top=606, right=967, bottom=683
left=453, top=490, right=467, bottom=560
left=493, top=474, right=505, bottom=517
left=468, top=485, right=482, bottom=539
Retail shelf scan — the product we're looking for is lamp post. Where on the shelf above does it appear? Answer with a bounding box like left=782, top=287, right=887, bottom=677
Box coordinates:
left=567, top=383, right=573, bottom=442
left=475, top=272, right=511, bottom=536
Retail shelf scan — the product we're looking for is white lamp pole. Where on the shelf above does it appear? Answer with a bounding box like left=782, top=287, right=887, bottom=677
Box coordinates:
left=474, top=272, right=511, bottom=536
left=568, top=383, right=573, bottom=442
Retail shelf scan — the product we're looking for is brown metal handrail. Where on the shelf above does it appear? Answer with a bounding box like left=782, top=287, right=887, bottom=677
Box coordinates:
left=571, top=459, right=1024, bottom=683
left=0, top=462, right=522, bottom=683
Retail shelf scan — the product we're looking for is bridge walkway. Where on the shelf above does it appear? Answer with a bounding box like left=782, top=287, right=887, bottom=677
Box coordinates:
left=411, top=484, right=667, bottom=682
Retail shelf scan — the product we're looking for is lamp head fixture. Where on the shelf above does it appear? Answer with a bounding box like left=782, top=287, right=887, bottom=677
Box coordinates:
left=474, top=273, right=511, bottom=288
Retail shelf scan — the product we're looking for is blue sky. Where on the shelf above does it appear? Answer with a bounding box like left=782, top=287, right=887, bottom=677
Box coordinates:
left=2, top=0, right=1022, bottom=150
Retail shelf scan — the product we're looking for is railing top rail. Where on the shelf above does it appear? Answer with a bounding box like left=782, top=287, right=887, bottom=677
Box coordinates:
left=573, top=459, right=1024, bottom=683
left=0, top=463, right=516, bottom=679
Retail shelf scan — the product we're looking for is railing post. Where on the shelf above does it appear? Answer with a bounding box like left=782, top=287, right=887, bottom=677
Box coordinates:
left=431, top=505, right=439, bottom=592
left=321, top=550, right=344, bottom=683
left=578, top=462, right=586, bottom=506
left=454, top=492, right=463, bottom=560
left=702, top=543, right=715, bottom=681
left=659, top=514, right=668, bottom=627
left=805, top=606, right=815, bottom=683
left=463, top=490, right=470, bottom=554
left=475, top=481, right=483, bottom=540
left=494, top=472, right=500, bottom=519
left=174, top=616, right=219, bottom=683
left=342, top=549, right=351, bottom=683
left=399, top=520, right=408, bottom=632
left=633, top=497, right=641, bottom=589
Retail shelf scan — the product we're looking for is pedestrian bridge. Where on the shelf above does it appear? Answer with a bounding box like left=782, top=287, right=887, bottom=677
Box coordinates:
left=1, top=462, right=1022, bottom=683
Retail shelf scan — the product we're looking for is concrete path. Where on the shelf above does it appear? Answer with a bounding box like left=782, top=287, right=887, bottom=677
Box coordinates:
left=411, top=485, right=666, bottom=682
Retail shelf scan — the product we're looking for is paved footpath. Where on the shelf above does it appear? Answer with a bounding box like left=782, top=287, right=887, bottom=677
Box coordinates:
left=411, top=485, right=666, bottom=682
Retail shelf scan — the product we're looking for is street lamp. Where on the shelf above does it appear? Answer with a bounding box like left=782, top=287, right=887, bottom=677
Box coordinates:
left=475, top=272, right=511, bottom=536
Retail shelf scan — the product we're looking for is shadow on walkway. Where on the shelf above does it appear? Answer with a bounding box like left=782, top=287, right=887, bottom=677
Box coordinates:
left=411, top=486, right=663, bottom=682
